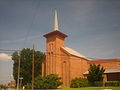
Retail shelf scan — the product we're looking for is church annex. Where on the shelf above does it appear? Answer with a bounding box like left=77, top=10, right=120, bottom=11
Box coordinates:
left=42, top=11, right=120, bottom=87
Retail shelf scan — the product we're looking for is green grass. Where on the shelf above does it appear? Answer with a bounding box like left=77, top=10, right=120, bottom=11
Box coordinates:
left=21, top=87, right=120, bottom=90
left=56, top=87, right=120, bottom=90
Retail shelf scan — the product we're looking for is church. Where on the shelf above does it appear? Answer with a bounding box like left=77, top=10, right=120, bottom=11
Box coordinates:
left=42, top=11, right=120, bottom=87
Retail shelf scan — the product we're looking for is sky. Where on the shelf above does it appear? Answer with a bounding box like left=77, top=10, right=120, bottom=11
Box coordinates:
left=0, top=0, right=120, bottom=84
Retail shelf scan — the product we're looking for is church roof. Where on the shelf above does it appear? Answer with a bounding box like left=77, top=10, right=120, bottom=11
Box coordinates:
left=43, top=31, right=68, bottom=38
left=61, top=47, right=88, bottom=59
left=88, top=59, right=120, bottom=64
left=83, top=68, right=120, bottom=74
left=43, top=11, right=68, bottom=38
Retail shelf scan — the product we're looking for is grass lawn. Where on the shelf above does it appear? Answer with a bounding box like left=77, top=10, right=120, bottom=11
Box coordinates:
left=56, top=87, right=120, bottom=90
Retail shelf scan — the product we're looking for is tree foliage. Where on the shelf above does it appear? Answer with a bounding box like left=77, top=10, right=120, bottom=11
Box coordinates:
left=12, top=48, right=44, bottom=86
left=25, top=74, right=62, bottom=89
left=87, top=64, right=105, bottom=85
left=0, top=84, right=7, bottom=89
left=34, top=74, right=63, bottom=89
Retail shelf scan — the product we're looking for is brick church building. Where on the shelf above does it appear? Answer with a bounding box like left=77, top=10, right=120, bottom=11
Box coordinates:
left=42, top=11, right=120, bottom=87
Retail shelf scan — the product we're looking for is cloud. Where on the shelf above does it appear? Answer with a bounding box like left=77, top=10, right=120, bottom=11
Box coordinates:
left=0, top=35, right=40, bottom=44
left=0, top=53, right=12, bottom=61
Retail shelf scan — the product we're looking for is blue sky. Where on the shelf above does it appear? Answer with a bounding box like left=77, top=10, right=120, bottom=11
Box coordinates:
left=0, top=0, right=120, bottom=84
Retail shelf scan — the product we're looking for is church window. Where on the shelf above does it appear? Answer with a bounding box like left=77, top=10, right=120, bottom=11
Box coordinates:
left=51, top=43, right=52, bottom=50
left=48, top=44, right=50, bottom=50
left=63, top=61, right=66, bottom=63
left=52, top=43, right=54, bottom=50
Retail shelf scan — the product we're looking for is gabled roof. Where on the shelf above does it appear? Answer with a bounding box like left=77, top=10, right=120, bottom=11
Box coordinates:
left=83, top=68, right=120, bottom=74
left=89, top=59, right=120, bottom=64
left=61, top=47, right=88, bottom=59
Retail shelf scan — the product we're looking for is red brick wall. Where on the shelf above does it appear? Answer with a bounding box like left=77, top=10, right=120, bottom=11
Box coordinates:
left=61, top=51, right=70, bottom=87
left=42, top=31, right=120, bottom=88
left=69, top=56, right=89, bottom=79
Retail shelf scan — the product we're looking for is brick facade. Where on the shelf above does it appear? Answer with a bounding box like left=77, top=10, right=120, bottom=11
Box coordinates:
left=42, top=30, right=90, bottom=87
left=42, top=30, right=120, bottom=87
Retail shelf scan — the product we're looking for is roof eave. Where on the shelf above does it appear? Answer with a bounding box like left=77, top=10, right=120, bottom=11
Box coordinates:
left=43, top=31, right=68, bottom=38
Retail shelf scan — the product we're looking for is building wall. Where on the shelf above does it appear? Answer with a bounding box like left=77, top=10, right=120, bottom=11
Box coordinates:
left=60, top=50, right=89, bottom=87
left=69, top=56, right=88, bottom=79
left=107, top=73, right=120, bottom=81
left=42, top=49, right=120, bottom=87
left=42, top=31, right=120, bottom=88
left=61, top=51, right=70, bottom=87
left=44, top=35, right=65, bottom=76
left=42, top=57, right=46, bottom=76
left=42, top=31, right=90, bottom=87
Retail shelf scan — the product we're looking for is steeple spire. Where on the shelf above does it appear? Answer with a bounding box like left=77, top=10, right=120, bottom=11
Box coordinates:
left=54, top=10, right=59, bottom=31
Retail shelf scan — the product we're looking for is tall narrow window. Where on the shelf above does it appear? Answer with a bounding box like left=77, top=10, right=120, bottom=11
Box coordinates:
left=49, top=44, right=50, bottom=51
left=52, top=43, right=53, bottom=50
left=63, top=61, right=67, bottom=87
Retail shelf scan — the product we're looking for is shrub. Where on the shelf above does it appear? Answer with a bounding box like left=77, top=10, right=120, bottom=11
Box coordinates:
left=93, top=81, right=103, bottom=86
left=71, top=78, right=89, bottom=88
left=34, top=75, right=44, bottom=89
left=34, top=74, right=62, bottom=89
left=89, top=81, right=103, bottom=86
left=105, top=81, right=120, bottom=86
left=43, top=74, right=63, bottom=89
left=0, top=85, right=7, bottom=89
left=24, top=83, right=31, bottom=89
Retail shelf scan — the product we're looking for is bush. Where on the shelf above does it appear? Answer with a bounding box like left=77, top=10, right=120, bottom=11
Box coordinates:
left=34, top=75, right=44, bottom=89
left=94, top=81, right=103, bottom=86
left=89, top=81, right=103, bottom=86
left=0, top=85, right=7, bottom=89
left=71, top=78, right=89, bottom=88
left=24, top=83, right=32, bottom=89
left=43, top=74, right=63, bottom=89
left=105, top=81, right=120, bottom=86
left=34, top=74, right=62, bottom=89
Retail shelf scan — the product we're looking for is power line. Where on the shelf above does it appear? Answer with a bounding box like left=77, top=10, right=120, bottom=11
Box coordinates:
left=0, top=49, right=20, bottom=51
left=44, top=52, right=120, bottom=60
left=0, top=49, right=120, bottom=60
left=22, top=0, right=40, bottom=48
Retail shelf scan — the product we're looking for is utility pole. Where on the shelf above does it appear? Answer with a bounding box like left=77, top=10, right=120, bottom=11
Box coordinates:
left=17, top=51, right=20, bottom=90
left=19, top=77, right=23, bottom=89
left=32, top=44, right=34, bottom=90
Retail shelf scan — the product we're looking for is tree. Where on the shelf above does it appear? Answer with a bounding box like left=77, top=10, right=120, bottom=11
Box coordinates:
left=12, top=48, right=44, bottom=86
left=87, top=64, right=105, bottom=86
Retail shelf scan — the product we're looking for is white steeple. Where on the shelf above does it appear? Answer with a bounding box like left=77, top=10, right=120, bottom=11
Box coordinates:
left=54, top=10, right=59, bottom=31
